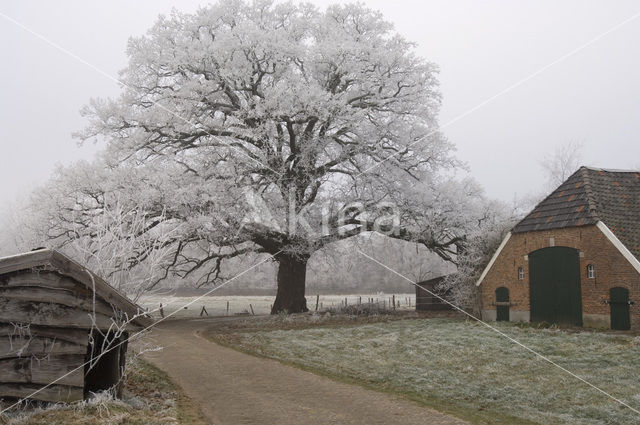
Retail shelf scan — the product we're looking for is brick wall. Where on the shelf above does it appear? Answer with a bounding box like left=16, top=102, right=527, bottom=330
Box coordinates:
left=480, top=224, right=640, bottom=329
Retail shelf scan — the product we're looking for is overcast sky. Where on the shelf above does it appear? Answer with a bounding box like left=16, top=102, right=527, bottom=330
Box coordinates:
left=1, top=1, right=639, bottom=207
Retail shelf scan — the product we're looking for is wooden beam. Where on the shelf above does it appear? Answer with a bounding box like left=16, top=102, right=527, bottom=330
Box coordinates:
left=1, top=270, right=74, bottom=287
left=0, top=336, right=86, bottom=359
left=0, top=383, right=83, bottom=403
left=0, top=250, right=54, bottom=276
left=0, top=324, right=88, bottom=346
left=0, top=354, right=85, bottom=387
left=0, top=250, right=152, bottom=328
left=0, top=299, right=114, bottom=329
left=50, top=252, right=153, bottom=327
left=0, top=286, right=115, bottom=317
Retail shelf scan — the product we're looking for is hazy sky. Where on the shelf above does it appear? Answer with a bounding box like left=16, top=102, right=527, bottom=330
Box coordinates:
left=1, top=1, right=639, bottom=206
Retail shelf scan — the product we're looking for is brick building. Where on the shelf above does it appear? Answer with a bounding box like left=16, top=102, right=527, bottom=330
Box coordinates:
left=477, top=167, right=640, bottom=330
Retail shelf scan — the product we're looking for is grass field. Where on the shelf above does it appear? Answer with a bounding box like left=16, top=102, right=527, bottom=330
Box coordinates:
left=139, top=293, right=415, bottom=318
left=213, top=317, right=640, bottom=425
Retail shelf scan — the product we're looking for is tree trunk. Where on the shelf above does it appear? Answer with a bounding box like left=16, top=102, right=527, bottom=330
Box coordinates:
left=271, top=254, right=309, bottom=314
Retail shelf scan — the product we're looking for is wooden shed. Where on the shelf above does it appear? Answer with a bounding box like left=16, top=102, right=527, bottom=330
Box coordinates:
left=415, top=275, right=453, bottom=311
left=0, top=249, right=151, bottom=404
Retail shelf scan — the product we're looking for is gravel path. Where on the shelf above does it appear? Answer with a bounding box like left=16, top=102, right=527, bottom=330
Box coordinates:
left=144, top=317, right=468, bottom=425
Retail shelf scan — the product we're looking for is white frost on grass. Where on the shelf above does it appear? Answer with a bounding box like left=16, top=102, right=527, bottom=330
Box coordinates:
left=234, top=318, right=640, bottom=425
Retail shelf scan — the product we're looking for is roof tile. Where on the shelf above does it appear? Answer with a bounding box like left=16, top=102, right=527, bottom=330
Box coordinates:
left=513, top=166, right=640, bottom=260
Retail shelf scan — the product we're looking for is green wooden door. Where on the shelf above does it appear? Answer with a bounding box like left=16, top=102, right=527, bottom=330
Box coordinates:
left=496, top=287, right=509, bottom=321
left=529, top=247, right=582, bottom=326
left=609, top=287, right=630, bottom=330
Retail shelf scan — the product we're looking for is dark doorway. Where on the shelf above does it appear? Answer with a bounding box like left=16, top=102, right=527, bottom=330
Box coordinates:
left=529, top=247, right=582, bottom=326
left=84, top=331, right=128, bottom=397
left=496, top=287, right=510, bottom=321
left=609, top=287, right=631, bottom=330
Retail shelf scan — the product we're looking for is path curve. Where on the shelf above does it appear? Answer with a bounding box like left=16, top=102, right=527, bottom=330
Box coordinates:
left=144, top=318, right=468, bottom=425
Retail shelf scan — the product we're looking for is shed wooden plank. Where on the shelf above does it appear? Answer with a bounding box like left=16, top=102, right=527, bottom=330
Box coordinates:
left=0, top=383, right=83, bottom=403
left=0, top=336, right=86, bottom=359
left=3, top=271, right=150, bottom=328
left=0, top=354, right=84, bottom=387
left=0, top=286, right=115, bottom=317
left=0, top=271, right=78, bottom=291
left=0, top=250, right=152, bottom=329
left=0, top=299, right=114, bottom=329
left=0, top=324, right=88, bottom=346
left=0, top=250, right=54, bottom=276
left=0, top=272, right=106, bottom=303
left=50, top=252, right=153, bottom=327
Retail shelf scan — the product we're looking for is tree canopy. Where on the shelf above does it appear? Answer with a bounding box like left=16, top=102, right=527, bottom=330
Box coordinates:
left=21, top=1, right=490, bottom=312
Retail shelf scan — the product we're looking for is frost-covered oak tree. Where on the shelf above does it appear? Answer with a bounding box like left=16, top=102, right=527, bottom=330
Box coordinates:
left=73, top=1, right=482, bottom=313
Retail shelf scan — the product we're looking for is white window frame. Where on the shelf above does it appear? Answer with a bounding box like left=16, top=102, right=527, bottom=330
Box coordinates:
left=587, top=264, right=595, bottom=279
left=518, top=266, right=524, bottom=280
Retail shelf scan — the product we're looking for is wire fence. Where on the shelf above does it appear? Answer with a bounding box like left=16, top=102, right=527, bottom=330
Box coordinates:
left=138, top=293, right=418, bottom=318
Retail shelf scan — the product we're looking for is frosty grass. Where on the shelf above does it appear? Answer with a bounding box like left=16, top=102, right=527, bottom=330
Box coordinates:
left=233, top=318, right=640, bottom=425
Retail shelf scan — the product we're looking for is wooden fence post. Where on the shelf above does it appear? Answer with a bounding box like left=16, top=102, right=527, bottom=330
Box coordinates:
left=200, top=306, right=209, bottom=317
left=315, top=294, right=319, bottom=311
left=226, top=301, right=229, bottom=316
left=159, top=303, right=164, bottom=318
left=392, top=294, right=396, bottom=310
left=249, top=304, right=255, bottom=316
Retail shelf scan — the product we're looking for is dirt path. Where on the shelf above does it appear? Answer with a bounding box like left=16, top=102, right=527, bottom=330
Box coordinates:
left=144, top=318, right=468, bottom=425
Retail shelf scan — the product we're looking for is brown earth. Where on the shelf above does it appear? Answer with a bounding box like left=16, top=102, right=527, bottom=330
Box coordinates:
left=144, top=317, right=468, bottom=425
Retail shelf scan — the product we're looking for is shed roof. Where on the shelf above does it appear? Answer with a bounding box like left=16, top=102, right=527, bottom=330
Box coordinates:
left=416, top=275, right=449, bottom=288
left=513, top=166, right=640, bottom=260
left=0, top=249, right=152, bottom=327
